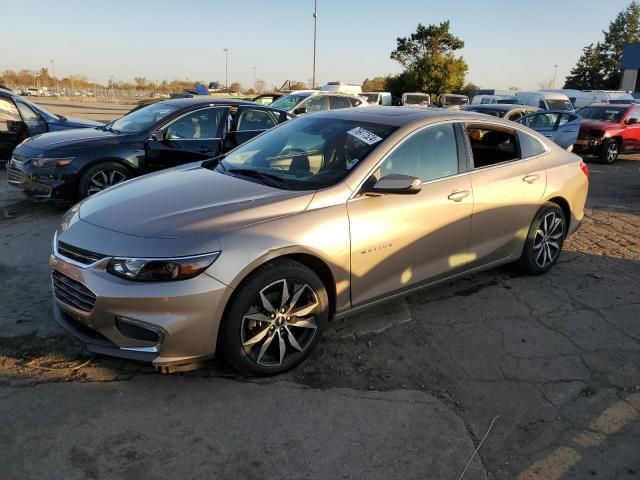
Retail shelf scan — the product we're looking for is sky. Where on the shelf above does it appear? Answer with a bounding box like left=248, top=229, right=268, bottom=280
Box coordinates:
left=0, top=0, right=634, bottom=90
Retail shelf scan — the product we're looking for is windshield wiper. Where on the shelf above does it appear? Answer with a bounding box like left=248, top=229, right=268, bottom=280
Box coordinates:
left=227, top=168, right=288, bottom=189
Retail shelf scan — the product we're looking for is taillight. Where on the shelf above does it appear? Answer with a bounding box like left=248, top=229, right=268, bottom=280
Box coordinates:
left=580, top=160, right=589, bottom=178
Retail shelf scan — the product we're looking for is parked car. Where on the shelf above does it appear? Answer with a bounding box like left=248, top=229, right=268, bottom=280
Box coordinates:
left=7, top=98, right=292, bottom=199
left=49, top=107, right=588, bottom=375
left=517, top=111, right=582, bottom=150
left=542, top=89, right=635, bottom=109
left=463, top=104, right=540, bottom=121
left=269, top=91, right=366, bottom=115
left=516, top=91, right=575, bottom=112
left=23, top=87, right=41, bottom=97
left=471, top=94, right=516, bottom=105
left=572, top=103, right=640, bottom=163
left=0, top=87, right=102, bottom=163
left=251, top=93, right=285, bottom=106
left=401, top=92, right=431, bottom=106
left=436, top=94, right=469, bottom=109
left=360, top=92, right=392, bottom=106
left=319, top=82, right=362, bottom=95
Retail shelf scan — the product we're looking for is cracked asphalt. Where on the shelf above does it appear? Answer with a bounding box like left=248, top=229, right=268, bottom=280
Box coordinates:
left=1, top=152, right=639, bottom=479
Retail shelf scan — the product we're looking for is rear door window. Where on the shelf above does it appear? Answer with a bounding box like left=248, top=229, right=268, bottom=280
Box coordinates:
left=465, top=124, right=521, bottom=168
left=236, top=109, right=278, bottom=131
left=330, top=96, right=352, bottom=110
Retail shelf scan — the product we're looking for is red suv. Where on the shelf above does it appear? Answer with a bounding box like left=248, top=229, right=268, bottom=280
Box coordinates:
left=574, top=103, right=640, bottom=163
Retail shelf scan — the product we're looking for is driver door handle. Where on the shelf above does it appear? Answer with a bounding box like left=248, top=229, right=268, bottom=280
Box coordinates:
left=523, top=174, right=539, bottom=184
left=447, top=190, right=471, bottom=202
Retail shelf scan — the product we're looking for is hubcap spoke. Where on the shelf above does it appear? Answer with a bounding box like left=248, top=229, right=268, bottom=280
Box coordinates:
left=288, top=317, right=317, bottom=330
left=256, top=332, right=275, bottom=364
left=285, top=326, right=303, bottom=352
left=243, top=326, right=271, bottom=347
left=260, top=291, right=276, bottom=313
left=290, top=301, right=319, bottom=318
left=280, top=279, right=290, bottom=309
left=277, top=330, right=286, bottom=365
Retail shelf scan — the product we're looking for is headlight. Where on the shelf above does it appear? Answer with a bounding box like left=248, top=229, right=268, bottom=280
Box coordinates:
left=107, top=252, right=220, bottom=282
left=30, top=157, right=74, bottom=168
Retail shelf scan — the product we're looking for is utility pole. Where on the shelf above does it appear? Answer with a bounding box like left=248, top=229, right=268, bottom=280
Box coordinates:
left=312, top=0, right=317, bottom=89
left=553, top=64, right=559, bottom=88
left=223, top=48, right=229, bottom=89
left=252, top=66, right=256, bottom=87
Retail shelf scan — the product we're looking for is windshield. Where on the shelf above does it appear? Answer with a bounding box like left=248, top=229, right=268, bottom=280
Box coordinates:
left=578, top=106, right=626, bottom=123
left=361, top=93, right=380, bottom=104
left=496, top=99, right=515, bottom=104
left=214, top=116, right=397, bottom=190
left=270, top=94, right=309, bottom=111
left=465, top=107, right=506, bottom=118
left=444, top=96, right=468, bottom=106
left=608, top=99, right=635, bottom=105
left=404, top=94, right=430, bottom=105
left=108, top=102, right=180, bottom=133
left=546, top=99, right=574, bottom=111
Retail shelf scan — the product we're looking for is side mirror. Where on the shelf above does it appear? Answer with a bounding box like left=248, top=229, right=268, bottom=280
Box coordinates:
left=293, top=106, right=308, bottom=115
left=367, top=174, right=422, bottom=195
left=150, top=130, right=165, bottom=141
left=626, top=118, right=638, bottom=125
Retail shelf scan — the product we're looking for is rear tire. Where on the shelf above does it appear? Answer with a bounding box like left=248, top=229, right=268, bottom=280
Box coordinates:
left=78, top=162, right=130, bottom=198
left=518, top=203, right=566, bottom=275
left=220, top=259, right=329, bottom=376
left=599, top=139, right=619, bottom=164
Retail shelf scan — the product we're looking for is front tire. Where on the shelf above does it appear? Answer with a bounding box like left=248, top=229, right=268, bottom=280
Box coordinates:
left=518, top=203, right=566, bottom=275
left=78, top=162, right=130, bottom=198
left=599, top=139, right=619, bottom=164
left=220, top=259, right=329, bottom=376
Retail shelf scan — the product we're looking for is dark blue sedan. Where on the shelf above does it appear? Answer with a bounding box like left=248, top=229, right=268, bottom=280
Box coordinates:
left=0, top=87, right=101, bottom=162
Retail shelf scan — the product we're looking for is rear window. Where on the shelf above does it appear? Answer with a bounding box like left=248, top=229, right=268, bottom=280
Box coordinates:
left=546, top=99, right=574, bottom=111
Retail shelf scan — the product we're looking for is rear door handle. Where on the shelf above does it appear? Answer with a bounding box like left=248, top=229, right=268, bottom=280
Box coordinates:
left=447, top=190, right=471, bottom=202
left=523, top=174, right=539, bottom=184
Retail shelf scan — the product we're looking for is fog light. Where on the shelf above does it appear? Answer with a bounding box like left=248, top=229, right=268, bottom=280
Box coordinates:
left=115, top=317, right=164, bottom=344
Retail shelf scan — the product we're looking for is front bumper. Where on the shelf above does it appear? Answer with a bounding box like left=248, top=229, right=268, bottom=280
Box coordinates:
left=572, top=137, right=605, bottom=156
left=50, top=248, right=232, bottom=369
left=6, top=158, right=78, bottom=199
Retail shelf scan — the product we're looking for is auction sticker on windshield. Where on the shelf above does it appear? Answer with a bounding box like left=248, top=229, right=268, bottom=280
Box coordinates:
left=348, top=127, right=383, bottom=145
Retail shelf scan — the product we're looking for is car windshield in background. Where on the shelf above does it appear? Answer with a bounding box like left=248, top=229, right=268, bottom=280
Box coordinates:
left=608, top=99, right=635, bottom=105
left=270, top=94, right=309, bottom=111
left=361, top=94, right=379, bottom=104
left=445, top=96, right=468, bottom=105
left=108, top=102, right=180, bottom=133
left=214, top=116, right=397, bottom=190
left=578, top=106, right=626, bottom=123
left=546, top=100, right=574, bottom=111
left=404, top=95, right=430, bottom=105
left=466, top=108, right=506, bottom=118
left=496, top=99, right=514, bottom=104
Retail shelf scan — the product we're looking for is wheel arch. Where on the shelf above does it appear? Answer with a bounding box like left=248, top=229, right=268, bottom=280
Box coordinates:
left=546, top=196, right=571, bottom=226
left=76, top=156, right=135, bottom=179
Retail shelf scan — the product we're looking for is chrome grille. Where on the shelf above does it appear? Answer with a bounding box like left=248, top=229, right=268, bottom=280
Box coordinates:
left=57, top=241, right=106, bottom=265
left=52, top=270, right=97, bottom=313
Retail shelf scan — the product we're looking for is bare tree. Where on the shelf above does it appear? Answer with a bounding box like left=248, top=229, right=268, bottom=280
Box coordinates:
left=537, top=78, right=554, bottom=89
left=254, top=78, right=266, bottom=93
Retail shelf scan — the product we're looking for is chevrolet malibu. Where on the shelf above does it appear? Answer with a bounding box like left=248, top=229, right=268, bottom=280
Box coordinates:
left=50, top=108, right=589, bottom=375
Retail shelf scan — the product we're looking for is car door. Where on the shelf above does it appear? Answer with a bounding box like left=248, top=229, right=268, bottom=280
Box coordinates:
left=462, top=122, right=546, bottom=267
left=347, top=122, right=473, bottom=307
left=225, top=106, right=287, bottom=150
left=145, top=106, right=229, bottom=171
left=14, top=100, right=48, bottom=137
left=553, top=113, right=582, bottom=149
left=620, top=108, right=640, bottom=152
left=519, top=111, right=560, bottom=140
left=329, top=96, right=352, bottom=111
left=0, top=97, right=26, bottom=160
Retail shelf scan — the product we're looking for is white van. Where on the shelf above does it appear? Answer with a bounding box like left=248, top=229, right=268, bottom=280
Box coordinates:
left=401, top=92, right=431, bottom=106
left=541, top=89, right=635, bottom=109
left=471, top=94, right=516, bottom=105
left=516, top=91, right=574, bottom=111
left=360, top=92, right=392, bottom=106
left=436, top=94, right=469, bottom=109
left=320, top=82, right=362, bottom=96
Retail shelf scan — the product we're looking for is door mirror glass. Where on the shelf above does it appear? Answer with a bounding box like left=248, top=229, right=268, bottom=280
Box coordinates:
left=150, top=130, right=165, bottom=141
left=369, top=174, right=422, bottom=194
left=626, top=117, right=639, bottom=125
left=293, top=106, right=308, bottom=115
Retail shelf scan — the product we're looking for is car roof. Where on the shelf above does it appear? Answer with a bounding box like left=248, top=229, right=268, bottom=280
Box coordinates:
left=582, top=103, right=633, bottom=108
left=156, top=97, right=256, bottom=108
left=308, top=106, right=515, bottom=127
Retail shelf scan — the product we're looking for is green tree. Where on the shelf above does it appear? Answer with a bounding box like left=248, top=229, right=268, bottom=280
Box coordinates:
left=564, top=43, right=606, bottom=89
left=390, top=21, right=468, bottom=95
left=600, top=1, right=640, bottom=88
left=456, top=82, right=478, bottom=98
left=362, top=76, right=389, bottom=91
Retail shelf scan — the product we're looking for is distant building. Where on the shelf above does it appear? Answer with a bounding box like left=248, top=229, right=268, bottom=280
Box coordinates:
left=620, top=43, right=640, bottom=92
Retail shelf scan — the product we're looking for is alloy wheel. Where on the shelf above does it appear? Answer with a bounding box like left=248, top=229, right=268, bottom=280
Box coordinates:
left=87, top=169, right=127, bottom=195
left=606, top=142, right=618, bottom=163
left=241, top=279, right=319, bottom=367
left=532, top=211, right=564, bottom=268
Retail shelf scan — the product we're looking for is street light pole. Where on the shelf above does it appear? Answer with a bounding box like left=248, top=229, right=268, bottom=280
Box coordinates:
left=253, top=66, right=256, bottom=87
left=312, top=0, right=318, bottom=89
left=223, top=48, right=229, bottom=89
left=553, top=64, right=559, bottom=88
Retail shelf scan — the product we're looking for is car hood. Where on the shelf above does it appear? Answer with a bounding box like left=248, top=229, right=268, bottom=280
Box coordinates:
left=580, top=119, right=619, bottom=131
left=20, top=127, right=123, bottom=151
left=78, top=165, right=315, bottom=239
left=60, top=116, right=104, bottom=128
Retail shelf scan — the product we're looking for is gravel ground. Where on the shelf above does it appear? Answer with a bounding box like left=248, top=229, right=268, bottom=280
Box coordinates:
left=0, top=141, right=639, bottom=479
